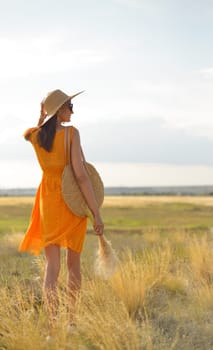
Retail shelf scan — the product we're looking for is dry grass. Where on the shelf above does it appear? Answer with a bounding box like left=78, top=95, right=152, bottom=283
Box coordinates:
left=2, top=195, right=213, bottom=208
left=0, top=197, right=35, bottom=206
left=0, top=196, right=213, bottom=349
left=103, top=195, right=213, bottom=207
left=0, top=232, right=213, bottom=349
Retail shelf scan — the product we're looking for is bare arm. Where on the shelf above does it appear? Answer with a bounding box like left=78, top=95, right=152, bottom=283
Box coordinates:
left=37, top=101, right=47, bottom=126
left=23, top=102, right=46, bottom=140
left=71, top=128, right=104, bottom=235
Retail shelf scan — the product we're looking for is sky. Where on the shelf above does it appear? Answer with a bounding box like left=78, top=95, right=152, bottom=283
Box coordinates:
left=1, top=0, right=213, bottom=187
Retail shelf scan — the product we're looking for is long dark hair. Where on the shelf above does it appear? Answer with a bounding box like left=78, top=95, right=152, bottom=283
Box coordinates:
left=37, top=115, right=57, bottom=151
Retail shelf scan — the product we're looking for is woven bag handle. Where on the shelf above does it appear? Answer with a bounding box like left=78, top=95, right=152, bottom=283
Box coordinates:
left=64, top=127, right=68, bottom=164
left=64, top=126, right=95, bottom=223
left=64, top=126, right=89, bottom=169
left=64, top=126, right=75, bottom=165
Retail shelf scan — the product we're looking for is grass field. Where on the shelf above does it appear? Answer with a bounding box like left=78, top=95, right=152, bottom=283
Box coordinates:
left=0, top=196, right=213, bottom=349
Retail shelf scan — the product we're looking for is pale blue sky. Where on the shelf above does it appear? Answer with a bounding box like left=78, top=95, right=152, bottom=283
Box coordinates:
left=1, top=0, right=213, bottom=187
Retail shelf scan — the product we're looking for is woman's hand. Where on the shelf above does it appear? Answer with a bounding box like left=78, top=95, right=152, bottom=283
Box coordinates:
left=93, top=212, right=104, bottom=235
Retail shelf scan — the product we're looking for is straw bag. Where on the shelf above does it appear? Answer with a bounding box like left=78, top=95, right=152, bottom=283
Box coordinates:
left=62, top=126, right=104, bottom=218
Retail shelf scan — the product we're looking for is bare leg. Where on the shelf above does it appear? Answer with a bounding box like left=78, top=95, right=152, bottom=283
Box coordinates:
left=66, top=248, right=81, bottom=323
left=43, top=244, right=60, bottom=325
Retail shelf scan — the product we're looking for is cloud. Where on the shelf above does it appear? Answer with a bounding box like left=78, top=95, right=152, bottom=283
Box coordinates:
left=113, top=0, right=168, bottom=10
left=75, top=118, right=213, bottom=165
left=114, top=0, right=145, bottom=7
left=114, top=0, right=213, bottom=18
left=199, top=67, right=213, bottom=80
left=0, top=36, right=111, bottom=79
left=1, top=117, right=213, bottom=166
left=175, top=120, right=213, bottom=141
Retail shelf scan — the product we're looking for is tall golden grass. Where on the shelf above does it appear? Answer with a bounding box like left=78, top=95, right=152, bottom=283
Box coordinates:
left=0, top=196, right=213, bottom=349
left=0, top=230, right=213, bottom=349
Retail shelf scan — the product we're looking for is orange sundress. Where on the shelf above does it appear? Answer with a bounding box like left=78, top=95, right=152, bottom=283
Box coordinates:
left=19, top=126, right=87, bottom=256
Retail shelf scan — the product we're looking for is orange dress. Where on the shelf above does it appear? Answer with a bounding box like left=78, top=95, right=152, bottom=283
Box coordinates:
left=19, top=126, right=87, bottom=256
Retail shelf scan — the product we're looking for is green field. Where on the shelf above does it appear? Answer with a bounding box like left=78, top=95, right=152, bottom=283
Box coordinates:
left=0, top=196, right=213, bottom=349
left=1, top=195, right=213, bottom=234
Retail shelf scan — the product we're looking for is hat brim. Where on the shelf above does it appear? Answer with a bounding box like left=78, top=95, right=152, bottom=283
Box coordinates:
left=40, top=90, right=84, bottom=127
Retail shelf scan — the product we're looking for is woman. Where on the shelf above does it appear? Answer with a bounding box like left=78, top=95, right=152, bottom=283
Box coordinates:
left=19, top=89, right=104, bottom=325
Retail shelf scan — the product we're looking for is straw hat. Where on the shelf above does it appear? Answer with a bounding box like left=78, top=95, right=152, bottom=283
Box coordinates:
left=41, top=89, right=84, bottom=126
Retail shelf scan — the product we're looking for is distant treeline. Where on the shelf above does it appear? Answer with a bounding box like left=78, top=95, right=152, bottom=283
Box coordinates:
left=1, top=186, right=213, bottom=196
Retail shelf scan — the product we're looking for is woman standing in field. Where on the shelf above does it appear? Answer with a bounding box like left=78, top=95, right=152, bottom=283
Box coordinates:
left=19, top=89, right=104, bottom=326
